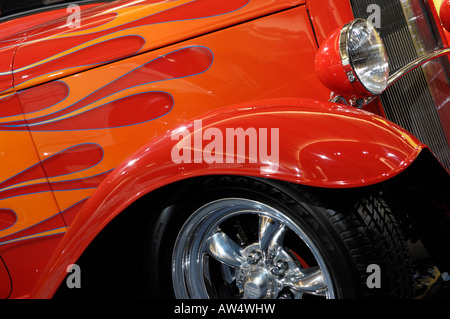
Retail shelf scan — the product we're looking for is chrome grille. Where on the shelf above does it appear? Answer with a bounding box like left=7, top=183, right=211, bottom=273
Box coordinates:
left=350, top=0, right=450, bottom=171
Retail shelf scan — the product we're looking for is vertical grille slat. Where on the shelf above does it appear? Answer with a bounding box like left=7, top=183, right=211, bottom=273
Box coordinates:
left=350, top=0, right=450, bottom=170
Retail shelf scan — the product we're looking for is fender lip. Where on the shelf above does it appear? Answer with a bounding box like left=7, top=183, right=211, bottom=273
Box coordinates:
left=30, top=97, right=424, bottom=298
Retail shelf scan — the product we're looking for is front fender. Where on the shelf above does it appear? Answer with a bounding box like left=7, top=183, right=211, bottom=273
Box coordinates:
left=31, top=98, right=423, bottom=298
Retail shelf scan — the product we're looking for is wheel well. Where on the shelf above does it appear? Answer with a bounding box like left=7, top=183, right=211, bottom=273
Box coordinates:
left=378, top=148, right=450, bottom=273
left=52, top=178, right=192, bottom=299
left=53, top=175, right=397, bottom=299
left=52, top=149, right=450, bottom=298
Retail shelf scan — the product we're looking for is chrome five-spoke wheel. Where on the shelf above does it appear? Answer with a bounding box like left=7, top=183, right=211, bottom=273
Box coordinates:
left=172, top=198, right=334, bottom=299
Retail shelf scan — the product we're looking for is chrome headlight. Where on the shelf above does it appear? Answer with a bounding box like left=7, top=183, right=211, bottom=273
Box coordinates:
left=339, top=19, right=389, bottom=95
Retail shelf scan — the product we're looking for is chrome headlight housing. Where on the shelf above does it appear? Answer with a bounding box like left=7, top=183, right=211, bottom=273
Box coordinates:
left=339, top=19, right=389, bottom=96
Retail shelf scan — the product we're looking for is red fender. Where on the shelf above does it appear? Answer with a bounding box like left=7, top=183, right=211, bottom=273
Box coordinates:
left=31, top=98, right=423, bottom=298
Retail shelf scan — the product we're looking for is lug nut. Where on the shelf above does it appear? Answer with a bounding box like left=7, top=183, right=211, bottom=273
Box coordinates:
left=271, top=260, right=289, bottom=276
left=247, top=250, right=262, bottom=265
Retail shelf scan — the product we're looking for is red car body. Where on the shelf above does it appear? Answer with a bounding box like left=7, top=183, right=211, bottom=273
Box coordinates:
left=0, top=0, right=448, bottom=299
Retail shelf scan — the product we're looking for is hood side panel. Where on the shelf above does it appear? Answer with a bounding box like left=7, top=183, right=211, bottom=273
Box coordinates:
left=12, top=0, right=303, bottom=91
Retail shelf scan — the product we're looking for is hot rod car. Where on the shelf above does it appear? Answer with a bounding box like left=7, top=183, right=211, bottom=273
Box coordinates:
left=0, top=0, right=449, bottom=299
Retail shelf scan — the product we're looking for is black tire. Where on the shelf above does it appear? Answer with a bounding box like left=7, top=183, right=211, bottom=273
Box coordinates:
left=145, top=176, right=414, bottom=299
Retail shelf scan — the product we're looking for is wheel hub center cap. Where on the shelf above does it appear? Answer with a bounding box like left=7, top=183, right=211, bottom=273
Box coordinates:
left=243, top=268, right=271, bottom=299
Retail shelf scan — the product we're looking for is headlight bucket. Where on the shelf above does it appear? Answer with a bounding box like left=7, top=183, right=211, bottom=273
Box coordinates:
left=315, top=19, right=389, bottom=99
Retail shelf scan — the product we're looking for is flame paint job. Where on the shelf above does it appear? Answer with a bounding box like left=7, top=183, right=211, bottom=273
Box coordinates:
left=0, top=0, right=446, bottom=299
left=0, top=209, right=16, bottom=232
left=0, top=0, right=312, bottom=299
left=0, top=2, right=105, bottom=94
left=9, top=0, right=303, bottom=91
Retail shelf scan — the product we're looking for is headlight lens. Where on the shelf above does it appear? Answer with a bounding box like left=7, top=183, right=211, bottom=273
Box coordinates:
left=340, top=19, right=389, bottom=95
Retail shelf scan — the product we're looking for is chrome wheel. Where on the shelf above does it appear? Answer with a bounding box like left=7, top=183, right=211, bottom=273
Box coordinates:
left=172, top=198, right=335, bottom=299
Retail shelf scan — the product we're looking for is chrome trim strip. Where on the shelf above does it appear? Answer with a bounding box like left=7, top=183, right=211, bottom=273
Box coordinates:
left=387, top=48, right=450, bottom=88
